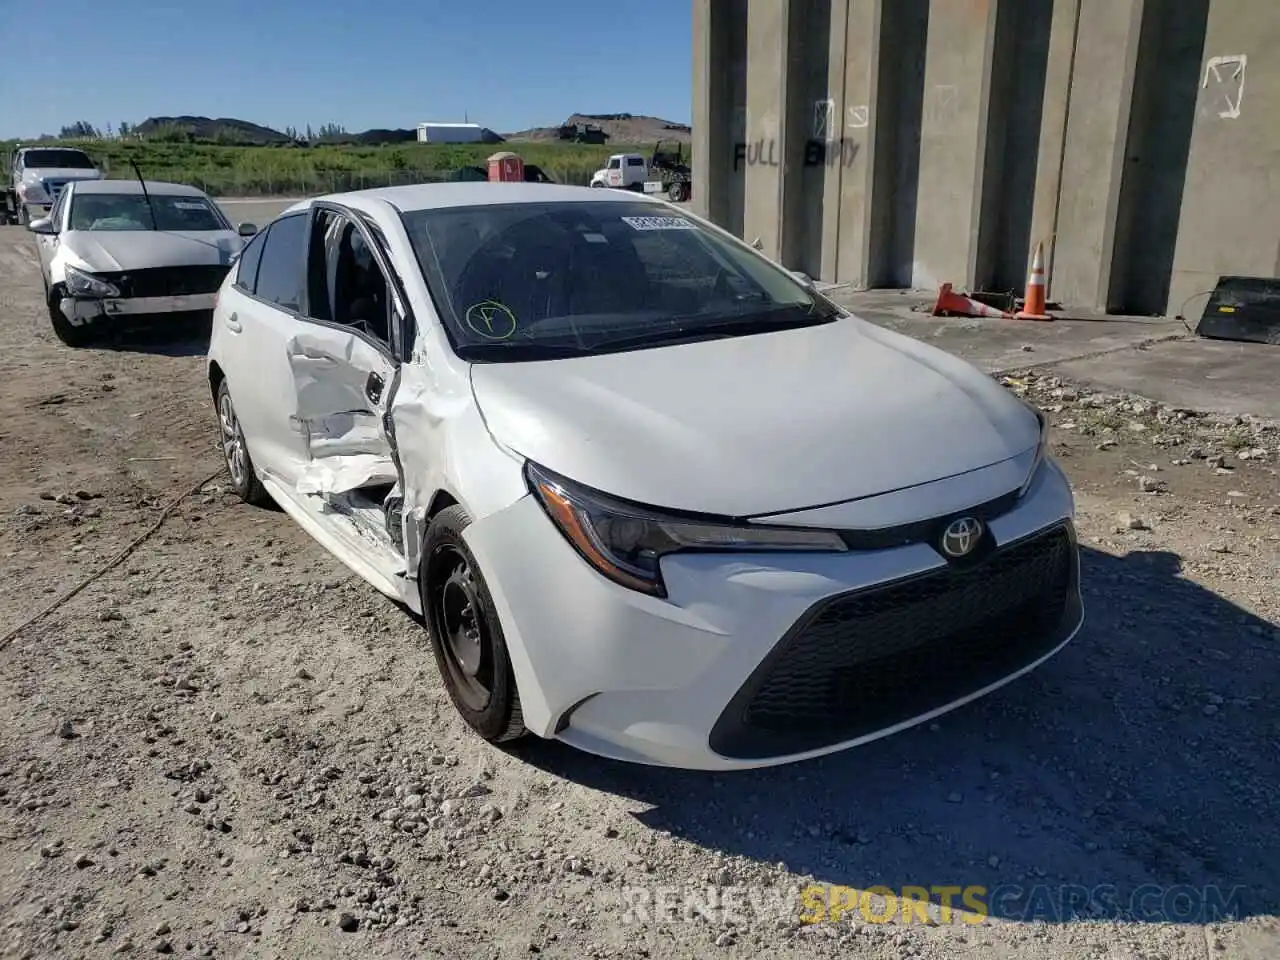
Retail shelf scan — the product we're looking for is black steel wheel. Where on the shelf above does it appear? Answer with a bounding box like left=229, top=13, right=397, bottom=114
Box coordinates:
left=668, top=181, right=688, bottom=203
left=422, top=505, right=526, bottom=742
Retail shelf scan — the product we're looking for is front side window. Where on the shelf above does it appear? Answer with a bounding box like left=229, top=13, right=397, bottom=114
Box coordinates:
left=49, top=188, right=69, bottom=228
left=308, top=210, right=392, bottom=347
left=607, top=158, right=620, bottom=170
left=22, top=149, right=96, bottom=170
left=253, top=213, right=308, bottom=312
left=68, top=193, right=229, bottom=232
left=233, top=228, right=267, bottom=293
left=400, top=200, right=839, bottom=362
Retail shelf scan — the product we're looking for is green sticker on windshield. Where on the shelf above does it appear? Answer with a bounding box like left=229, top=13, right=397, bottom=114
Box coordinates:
left=464, top=300, right=518, bottom=340
left=621, top=216, right=696, bottom=231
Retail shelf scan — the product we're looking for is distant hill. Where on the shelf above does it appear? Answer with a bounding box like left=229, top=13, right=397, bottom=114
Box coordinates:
left=134, top=116, right=293, bottom=144
left=506, top=113, right=692, bottom=145
left=130, top=116, right=505, bottom=147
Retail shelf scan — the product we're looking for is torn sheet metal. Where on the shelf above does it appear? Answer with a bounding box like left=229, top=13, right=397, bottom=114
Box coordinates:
left=296, top=454, right=400, bottom=496
left=285, top=328, right=401, bottom=495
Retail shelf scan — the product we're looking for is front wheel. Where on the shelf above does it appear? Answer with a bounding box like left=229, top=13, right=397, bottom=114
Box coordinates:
left=47, top=284, right=91, bottom=348
left=590, top=180, right=606, bottom=188
left=668, top=181, right=688, bottom=204
left=422, top=505, right=526, bottom=744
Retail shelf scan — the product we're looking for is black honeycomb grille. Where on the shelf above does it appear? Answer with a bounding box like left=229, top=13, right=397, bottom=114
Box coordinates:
left=97, top=265, right=230, bottom=299
left=709, top=524, right=1079, bottom=759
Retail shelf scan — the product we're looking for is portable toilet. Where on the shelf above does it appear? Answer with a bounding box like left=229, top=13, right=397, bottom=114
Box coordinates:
left=487, top=152, right=525, bottom=182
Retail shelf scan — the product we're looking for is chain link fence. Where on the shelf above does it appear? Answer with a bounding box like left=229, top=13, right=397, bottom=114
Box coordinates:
left=171, top=164, right=596, bottom=198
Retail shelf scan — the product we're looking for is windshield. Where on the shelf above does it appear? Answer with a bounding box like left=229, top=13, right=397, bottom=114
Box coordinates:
left=23, top=149, right=96, bottom=170
left=400, top=200, right=840, bottom=361
left=68, top=193, right=228, bottom=232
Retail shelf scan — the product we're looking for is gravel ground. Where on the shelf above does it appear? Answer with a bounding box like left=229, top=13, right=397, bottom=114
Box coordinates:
left=0, top=224, right=1277, bottom=959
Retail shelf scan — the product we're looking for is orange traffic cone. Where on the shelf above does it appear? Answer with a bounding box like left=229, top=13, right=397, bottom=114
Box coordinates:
left=933, top=282, right=1014, bottom=319
left=1016, top=242, right=1052, bottom=321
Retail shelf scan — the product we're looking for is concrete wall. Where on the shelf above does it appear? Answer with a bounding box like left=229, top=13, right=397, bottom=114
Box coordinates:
left=694, top=0, right=1280, bottom=317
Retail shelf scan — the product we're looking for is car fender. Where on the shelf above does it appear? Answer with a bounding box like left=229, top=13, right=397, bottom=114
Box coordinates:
left=389, top=362, right=529, bottom=583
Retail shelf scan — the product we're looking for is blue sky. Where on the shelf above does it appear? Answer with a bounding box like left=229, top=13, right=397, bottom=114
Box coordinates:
left=1, top=0, right=692, bottom=139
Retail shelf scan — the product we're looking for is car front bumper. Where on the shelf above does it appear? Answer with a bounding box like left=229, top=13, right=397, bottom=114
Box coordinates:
left=59, top=293, right=218, bottom=326
left=462, top=457, right=1083, bottom=771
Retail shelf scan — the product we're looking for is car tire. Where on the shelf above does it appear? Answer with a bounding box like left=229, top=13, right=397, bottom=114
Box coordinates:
left=47, top=284, right=91, bottom=348
left=590, top=180, right=606, bottom=188
left=16, top=203, right=28, bottom=226
left=421, top=504, right=527, bottom=744
left=215, top=379, right=272, bottom=507
left=668, top=181, right=688, bottom=204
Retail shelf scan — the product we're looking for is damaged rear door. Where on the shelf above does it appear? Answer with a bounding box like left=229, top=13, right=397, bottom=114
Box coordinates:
left=287, top=203, right=417, bottom=553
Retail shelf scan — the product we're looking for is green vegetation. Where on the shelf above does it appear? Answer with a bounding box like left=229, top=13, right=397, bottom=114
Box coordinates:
left=1, top=138, right=661, bottom=195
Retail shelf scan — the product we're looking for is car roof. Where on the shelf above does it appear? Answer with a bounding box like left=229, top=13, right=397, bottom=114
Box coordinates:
left=281, top=182, right=666, bottom=218
left=73, top=179, right=207, bottom=197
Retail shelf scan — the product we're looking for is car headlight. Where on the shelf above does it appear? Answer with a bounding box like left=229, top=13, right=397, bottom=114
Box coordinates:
left=18, top=181, right=49, bottom=202
left=526, top=462, right=847, bottom=597
left=64, top=265, right=120, bottom=299
left=1017, top=399, right=1050, bottom=497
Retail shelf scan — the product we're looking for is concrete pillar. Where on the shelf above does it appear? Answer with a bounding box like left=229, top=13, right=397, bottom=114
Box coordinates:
left=1049, top=0, right=1145, bottom=310
left=691, top=0, right=738, bottom=228
left=821, top=0, right=879, bottom=286
left=741, top=0, right=793, bottom=263
left=1027, top=0, right=1082, bottom=302
left=1167, top=0, right=1280, bottom=316
left=910, top=0, right=1000, bottom=290
left=691, top=0, right=714, bottom=222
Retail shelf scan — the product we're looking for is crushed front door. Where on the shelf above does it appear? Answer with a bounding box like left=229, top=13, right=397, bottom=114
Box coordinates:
left=285, top=326, right=401, bottom=498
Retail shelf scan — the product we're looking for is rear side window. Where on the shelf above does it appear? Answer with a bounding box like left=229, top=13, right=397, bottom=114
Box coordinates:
left=253, top=213, right=308, bottom=311
left=626, top=157, right=645, bottom=167
left=233, top=229, right=267, bottom=293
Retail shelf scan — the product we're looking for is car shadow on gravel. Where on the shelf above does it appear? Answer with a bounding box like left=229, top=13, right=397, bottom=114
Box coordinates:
left=84, top=317, right=212, bottom=357
left=512, top=545, right=1278, bottom=923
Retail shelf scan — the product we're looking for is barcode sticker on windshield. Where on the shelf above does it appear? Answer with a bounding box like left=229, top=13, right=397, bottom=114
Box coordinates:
left=621, top=216, right=696, bottom=231
left=173, top=201, right=208, bottom=210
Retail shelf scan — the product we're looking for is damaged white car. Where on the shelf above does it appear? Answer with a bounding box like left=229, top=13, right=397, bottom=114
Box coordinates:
left=28, top=179, right=257, bottom=346
left=208, top=184, right=1083, bottom=771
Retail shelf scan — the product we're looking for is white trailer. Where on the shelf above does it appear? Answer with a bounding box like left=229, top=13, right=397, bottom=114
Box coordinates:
left=415, top=123, right=486, bottom=144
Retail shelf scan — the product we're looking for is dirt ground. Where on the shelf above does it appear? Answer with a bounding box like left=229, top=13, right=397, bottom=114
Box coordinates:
left=0, top=223, right=1277, bottom=960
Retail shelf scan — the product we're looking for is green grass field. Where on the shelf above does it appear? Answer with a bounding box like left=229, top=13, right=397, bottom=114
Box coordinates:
left=1, top=139, right=661, bottom=196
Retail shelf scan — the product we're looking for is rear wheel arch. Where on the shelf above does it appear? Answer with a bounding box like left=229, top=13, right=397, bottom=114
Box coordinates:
left=208, top=360, right=226, bottom=401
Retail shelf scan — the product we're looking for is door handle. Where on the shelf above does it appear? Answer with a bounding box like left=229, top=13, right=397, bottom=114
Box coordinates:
left=365, top=371, right=384, bottom=405
left=224, top=312, right=242, bottom=333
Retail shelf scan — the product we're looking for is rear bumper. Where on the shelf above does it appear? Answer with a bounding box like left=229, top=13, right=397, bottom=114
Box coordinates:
left=60, top=293, right=217, bottom=326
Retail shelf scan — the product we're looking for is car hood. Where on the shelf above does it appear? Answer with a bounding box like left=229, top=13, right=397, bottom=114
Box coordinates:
left=25, top=168, right=102, bottom=183
left=470, top=315, right=1040, bottom=517
left=63, top=230, right=243, bottom=271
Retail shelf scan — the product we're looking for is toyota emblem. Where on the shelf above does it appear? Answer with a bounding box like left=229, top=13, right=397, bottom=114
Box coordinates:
left=940, top=517, right=984, bottom=558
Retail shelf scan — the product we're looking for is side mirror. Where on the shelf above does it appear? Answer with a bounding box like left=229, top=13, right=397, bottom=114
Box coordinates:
left=237, top=222, right=257, bottom=237
left=28, top=217, right=57, bottom=236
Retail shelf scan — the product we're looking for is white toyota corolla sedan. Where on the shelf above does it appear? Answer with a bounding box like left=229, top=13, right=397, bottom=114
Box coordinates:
left=207, top=183, right=1083, bottom=771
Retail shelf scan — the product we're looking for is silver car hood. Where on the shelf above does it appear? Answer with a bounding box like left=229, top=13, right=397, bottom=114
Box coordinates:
left=63, top=230, right=243, bottom=271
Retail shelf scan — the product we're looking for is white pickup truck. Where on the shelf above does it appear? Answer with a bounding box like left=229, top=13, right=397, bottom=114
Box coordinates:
left=589, top=146, right=691, bottom=203
left=5, top=146, right=104, bottom=225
